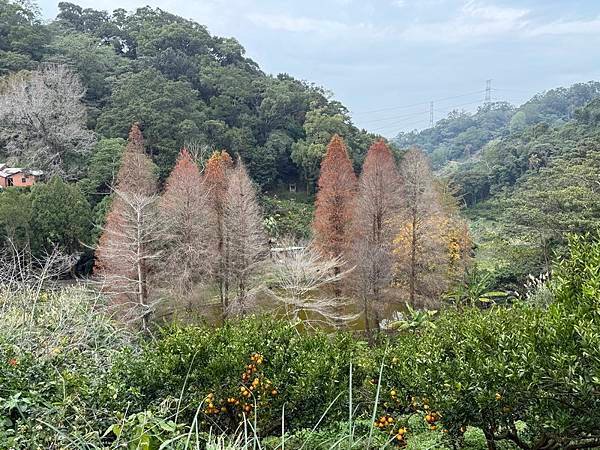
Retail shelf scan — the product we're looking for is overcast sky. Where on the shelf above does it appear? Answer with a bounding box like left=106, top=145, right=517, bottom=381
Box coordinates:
left=38, top=0, right=600, bottom=137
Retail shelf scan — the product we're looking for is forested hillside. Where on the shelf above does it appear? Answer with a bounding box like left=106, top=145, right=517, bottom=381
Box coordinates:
left=395, top=83, right=600, bottom=170
left=3, top=0, right=600, bottom=290
left=395, top=83, right=600, bottom=285
left=0, top=0, right=379, bottom=189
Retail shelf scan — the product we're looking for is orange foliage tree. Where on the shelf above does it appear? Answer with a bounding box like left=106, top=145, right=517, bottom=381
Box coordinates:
left=312, top=134, right=357, bottom=260
left=159, top=148, right=209, bottom=310
left=203, top=150, right=234, bottom=314
left=351, top=139, right=401, bottom=332
left=393, top=148, right=471, bottom=308
left=94, top=123, right=160, bottom=331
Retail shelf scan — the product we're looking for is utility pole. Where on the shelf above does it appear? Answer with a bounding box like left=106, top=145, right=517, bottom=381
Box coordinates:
left=484, top=79, right=492, bottom=105
left=429, top=101, right=434, bottom=127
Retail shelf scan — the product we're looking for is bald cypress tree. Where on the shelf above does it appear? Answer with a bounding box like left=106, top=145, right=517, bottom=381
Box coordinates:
left=394, top=148, right=447, bottom=308
left=203, top=150, right=234, bottom=315
left=352, top=139, right=400, bottom=332
left=312, top=134, right=357, bottom=260
left=394, top=148, right=471, bottom=307
left=94, top=123, right=160, bottom=332
left=223, top=159, right=267, bottom=314
left=159, top=148, right=209, bottom=310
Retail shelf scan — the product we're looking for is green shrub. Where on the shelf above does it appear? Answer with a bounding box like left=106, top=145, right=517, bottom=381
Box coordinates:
left=109, top=317, right=372, bottom=437
left=375, top=233, right=600, bottom=449
left=0, top=288, right=133, bottom=448
left=2, top=234, right=600, bottom=449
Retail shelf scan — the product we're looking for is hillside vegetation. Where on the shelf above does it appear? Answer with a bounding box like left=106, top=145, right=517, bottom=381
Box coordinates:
left=0, top=0, right=379, bottom=189
left=395, top=84, right=600, bottom=285
left=1, top=1, right=600, bottom=448
left=1, top=235, right=600, bottom=448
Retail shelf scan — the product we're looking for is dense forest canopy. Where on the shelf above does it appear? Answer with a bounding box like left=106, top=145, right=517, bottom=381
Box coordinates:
left=0, top=0, right=380, bottom=187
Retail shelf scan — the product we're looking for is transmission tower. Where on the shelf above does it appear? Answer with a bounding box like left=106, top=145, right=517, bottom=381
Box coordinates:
left=429, top=101, right=434, bottom=127
left=484, top=79, right=492, bottom=104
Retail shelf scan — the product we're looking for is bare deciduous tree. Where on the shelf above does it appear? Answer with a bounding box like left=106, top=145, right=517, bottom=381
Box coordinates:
left=159, top=148, right=210, bottom=310
left=0, top=64, right=95, bottom=178
left=351, top=139, right=400, bottom=333
left=394, top=148, right=447, bottom=308
left=223, top=160, right=267, bottom=315
left=94, top=124, right=161, bottom=332
left=267, top=243, right=357, bottom=328
left=0, top=239, right=76, bottom=292
left=184, top=139, right=212, bottom=172
left=0, top=238, right=78, bottom=324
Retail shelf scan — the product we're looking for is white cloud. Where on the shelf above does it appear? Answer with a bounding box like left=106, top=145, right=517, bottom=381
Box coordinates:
left=398, top=0, right=530, bottom=42
left=248, top=1, right=535, bottom=44
left=61, top=0, right=600, bottom=44
left=395, top=1, right=600, bottom=43
left=461, top=0, right=528, bottom=23
left=246, top=12, right=393, bottom=40
left=247, top=13, right=350, bottom=33
left=527, top=17, right=600, bottom=37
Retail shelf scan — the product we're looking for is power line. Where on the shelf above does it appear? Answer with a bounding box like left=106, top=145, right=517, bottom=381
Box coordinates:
left=353, top=83, right=530, bottom=119
left=358, top=108, right=430, bottom=125
left=362, top=82, right=523, bottom=135
left=433, top=99, right=487, bottom=113
left=351, top=89, right=487, bottom=115
left=366, top=98, right=488, bottom=134
left=492, top=87, right=531, bottom=94
left=369, top=116, right=431, bottom=133
left=358, top=97, right=487, bottom=126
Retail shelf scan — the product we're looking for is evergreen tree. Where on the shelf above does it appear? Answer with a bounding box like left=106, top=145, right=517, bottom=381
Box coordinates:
left=30, top=176, right=92, bottom=256
left=0, top=188, right=31, bottom=251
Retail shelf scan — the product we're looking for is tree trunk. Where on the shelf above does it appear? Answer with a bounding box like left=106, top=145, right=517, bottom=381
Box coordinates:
left=137, top=209, right=149, bottom=333
left=139, top=257, right=149, bottom=333
left=483, top=428, right=498, bottom=450
left=410, top=210, right=417, bottom=305
left=363, top=294, right=370, bottom=335
left=333, top=265, right=341, bottom=297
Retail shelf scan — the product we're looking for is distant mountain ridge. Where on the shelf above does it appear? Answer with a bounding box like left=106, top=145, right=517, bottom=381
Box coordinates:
left=393, top=82, right=600, bottom=172
left=398, top=83, right=600, bottom=285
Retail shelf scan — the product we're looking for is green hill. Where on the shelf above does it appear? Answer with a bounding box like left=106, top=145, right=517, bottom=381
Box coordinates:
left=0, top=0, right=379, bottom=189
left=394, top=84, right=600, bottom=285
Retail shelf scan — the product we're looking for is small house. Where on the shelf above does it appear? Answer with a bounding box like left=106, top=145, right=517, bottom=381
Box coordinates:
left=0, top=164, right=43, bottom=188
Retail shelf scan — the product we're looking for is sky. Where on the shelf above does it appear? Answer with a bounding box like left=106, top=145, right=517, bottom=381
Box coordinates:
left=37, top=0, right=600, bottom=137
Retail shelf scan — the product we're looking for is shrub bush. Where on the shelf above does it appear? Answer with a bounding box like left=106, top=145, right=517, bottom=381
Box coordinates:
left=1, top=234, right=600, bottom=449
left=374, top=234, right=600, bottom=449
left=0, top=288, right=133, bottom=448
left=109, top=317, right=372, bottom=436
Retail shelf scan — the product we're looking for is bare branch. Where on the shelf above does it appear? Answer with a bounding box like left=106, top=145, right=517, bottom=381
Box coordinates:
left=265, top=242, right=358, bottom=327
left=0, top=64, right=96, bottom=179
